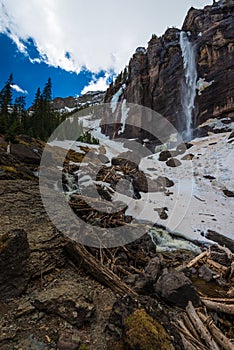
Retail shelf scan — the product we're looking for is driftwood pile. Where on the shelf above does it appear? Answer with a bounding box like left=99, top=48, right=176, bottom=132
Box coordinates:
left=64, top=236, right=234, bottom=350
left=176, top=245, right=234, bottom=350
left=177, top=300, right=234, bottom=350
left=69, top=194, right=132, bottom=228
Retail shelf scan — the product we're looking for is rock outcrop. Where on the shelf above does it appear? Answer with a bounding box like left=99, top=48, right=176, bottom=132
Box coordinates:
left=102, top=0, right=234, bottom=140
left=51, top=90, right=105, bottom=113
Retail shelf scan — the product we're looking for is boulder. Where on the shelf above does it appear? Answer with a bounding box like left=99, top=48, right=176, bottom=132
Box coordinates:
left=166, top=158, right=182, bottom=167
left=0, top=229, right=30, bottom=299
left=159, top=151, right=173, bottom=162
left=198, top=264, right=214, bottom=282
left=132, top=171, right=148, bottom=192
left=145, top=256, right=161, bottom=281
left=154, top=271, right=200, bottom=308
left=155, top=176, right=174, bottom=188
left=133, top=257, right=161, bottom=294
left=31, top=281, right=95, bottom=327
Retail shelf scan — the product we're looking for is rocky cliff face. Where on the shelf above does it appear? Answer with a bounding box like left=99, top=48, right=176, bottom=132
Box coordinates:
left=103, top=0, right=234, bottom=140
left=51, top=90, right=105, bottom=113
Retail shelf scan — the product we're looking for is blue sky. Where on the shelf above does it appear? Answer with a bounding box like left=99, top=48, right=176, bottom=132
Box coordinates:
left=0, top=0, right=212, bottom=107
left=0, top=34, right=113, bottom=107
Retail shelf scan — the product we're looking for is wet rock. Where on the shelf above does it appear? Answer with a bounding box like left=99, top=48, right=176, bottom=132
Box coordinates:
left=31, top=281, right=95, bottom=327
left=154, top=271, right=200, bottom=308
left=57, top=330, right=81, bottom=350
left=198, top=264, right=214, bottom=282
left=0, top=229, right=30, bottom=299
left=166, top=158, right=182, bottom=167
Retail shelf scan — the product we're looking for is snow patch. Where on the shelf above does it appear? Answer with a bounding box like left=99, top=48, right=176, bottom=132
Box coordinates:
left=111, top=84, right=126, bottom=113
left=118, top=99, right=130, bottom=134
left=196, top=77, right=214, bottom=95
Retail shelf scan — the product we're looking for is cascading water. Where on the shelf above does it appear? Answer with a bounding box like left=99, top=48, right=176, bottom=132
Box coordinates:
left=179, top=31, right=197, bottom=141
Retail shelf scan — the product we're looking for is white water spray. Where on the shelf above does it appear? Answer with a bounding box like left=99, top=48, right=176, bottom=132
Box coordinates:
left=180, top=31, right=197, bottom=141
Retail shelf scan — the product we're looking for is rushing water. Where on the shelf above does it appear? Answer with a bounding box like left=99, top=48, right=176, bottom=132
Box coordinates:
left=180, top=31, right=197, bottom=141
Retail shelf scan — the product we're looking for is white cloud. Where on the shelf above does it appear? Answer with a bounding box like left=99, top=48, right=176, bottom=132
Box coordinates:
left=81, top=72, right=112, bottom=94
left=0, top=0, right=213, bottom=74
left=11, top=84, right=28, bottom=94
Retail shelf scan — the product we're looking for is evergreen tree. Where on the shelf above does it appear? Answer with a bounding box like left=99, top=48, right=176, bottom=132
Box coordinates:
left=42, top=77, right=52, bottom=102
left=0, top=74, right=13, bottom=133
left=6, top=96, right=25, bottom=141
left=15, top=96, right=28, bottom=133
left=41, top=78, right=56, bottom=138
left=30, top=87, right=44, bottom=138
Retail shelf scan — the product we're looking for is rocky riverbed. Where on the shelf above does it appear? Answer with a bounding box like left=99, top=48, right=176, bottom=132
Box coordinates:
left=0, top=135, right=233, bottom=350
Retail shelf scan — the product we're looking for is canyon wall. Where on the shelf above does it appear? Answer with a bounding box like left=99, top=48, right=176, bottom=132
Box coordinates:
left=102, top=0, right=234, bottom=140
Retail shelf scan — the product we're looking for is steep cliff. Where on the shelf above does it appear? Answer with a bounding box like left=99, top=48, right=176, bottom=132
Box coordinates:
left=102, top=0, right=234, bottom=140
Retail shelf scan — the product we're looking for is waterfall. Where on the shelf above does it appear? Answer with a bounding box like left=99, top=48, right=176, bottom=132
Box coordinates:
left=179, top=31, right=197, bottom=141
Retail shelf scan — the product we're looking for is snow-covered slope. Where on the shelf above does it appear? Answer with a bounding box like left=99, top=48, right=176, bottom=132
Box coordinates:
left=120, top=132, right=234, bottom=242
left=48, top=121, right=234, bottom=245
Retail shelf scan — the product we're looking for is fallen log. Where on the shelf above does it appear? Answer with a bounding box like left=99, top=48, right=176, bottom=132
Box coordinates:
left=198, top=311, right=234, bottom=350
left=201, top=299, right=234, bottom=315
left=175, top=319, right=210, bottom=350
left=206, top=258, right=229, bottom=274
left=63, top=238, right=137, bottom=297
left=204, top=230, right=234, bottom=253
left=182, top=313, right=201, bottom=341
left=186, top=301, right=219, bottom=350
left=201, top=297, right=234, bottom=304
left=186, top=250, right=209, bottom=268
left=180, top=334, right=202, bottom=350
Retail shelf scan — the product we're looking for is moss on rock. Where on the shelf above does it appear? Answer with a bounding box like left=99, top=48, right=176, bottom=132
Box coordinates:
left=124, top=309, right=173, bottom=350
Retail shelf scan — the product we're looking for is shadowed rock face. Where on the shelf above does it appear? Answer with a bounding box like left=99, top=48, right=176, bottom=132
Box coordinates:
left=0, top=229, right=30, bottom=299
left=103, top=1, right=234, bottom=140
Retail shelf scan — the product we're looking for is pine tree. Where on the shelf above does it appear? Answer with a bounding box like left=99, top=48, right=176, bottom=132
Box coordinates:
left=41, top=78, right=56, bottom=138
left=42, top=77, right=52, bottom=102
left=30, top=87, right=44, bottom=138
left=6, top=96, right=25, bottom=142
left=0, top=74, right=13, bottom=133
